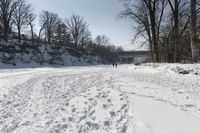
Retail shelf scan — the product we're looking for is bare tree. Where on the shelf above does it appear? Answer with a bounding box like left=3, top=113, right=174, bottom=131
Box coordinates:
left=119, top=0, right=166, bottom=62
left=39, top=10, right=60, bottom=64
left=167, top=0, right=180, bottom=62
left=167, top=0, right=190, bottom=62
left=54, top=22, right=70, bottom=44
left=95, top=35, right=110, bottom=46
left=66, top=14, right=91, bottom=47
left=144, top=0, right=159, bottom=62
left=13, top=0, right=31, bottom=44
left=120, top=0, right=195, bottom=62
left=119, top=1, right=151, bottom=55
left=39, top=10, right=60, bottom=45
left=26, top=11, right=36, bottom=45
left=190, top=0, right=199, bottom=60
left=0, top=0, right=20, bottom=41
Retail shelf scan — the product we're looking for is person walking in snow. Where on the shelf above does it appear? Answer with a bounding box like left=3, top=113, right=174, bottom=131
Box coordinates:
left=112, top=62, right=115, bottom=67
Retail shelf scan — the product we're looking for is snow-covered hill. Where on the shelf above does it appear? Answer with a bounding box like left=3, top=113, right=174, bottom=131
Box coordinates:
left=0, top=63, right=200, bottom=133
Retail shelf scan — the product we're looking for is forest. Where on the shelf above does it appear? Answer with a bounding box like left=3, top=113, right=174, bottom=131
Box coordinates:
left=1, top=0, right=200, bottom=65
left=0, top=0, right=123, bottom=65
left=120, top=0, right=200, bottom=63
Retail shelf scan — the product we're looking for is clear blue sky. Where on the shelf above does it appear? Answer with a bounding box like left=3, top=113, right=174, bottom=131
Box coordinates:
left=27, top=0, right=142, bottom=50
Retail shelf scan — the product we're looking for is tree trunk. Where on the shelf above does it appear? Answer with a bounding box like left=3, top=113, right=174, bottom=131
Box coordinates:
left=40, top=43, right=47, bottom=65
left=3, top=22, right=9, bottom=42
left=30, top=24, right=34, bottom=45
left=190, top=0, right=199, bottom=61
left=17, top=26, right=21, bottom=44
left=173, top=0, right=179, bottom=62
left=168, top=0, right=179, bottom=62
left=149, top=34, right=154, bottom=62
left=147, top=0, right=159, bottom=62
left=3, top=29, right=8, bottom=42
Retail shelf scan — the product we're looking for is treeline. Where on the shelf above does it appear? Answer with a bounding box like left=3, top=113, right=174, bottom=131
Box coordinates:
left=120, top=0, right=200, bottom=63
left=0, top=0, right=123, bottom=65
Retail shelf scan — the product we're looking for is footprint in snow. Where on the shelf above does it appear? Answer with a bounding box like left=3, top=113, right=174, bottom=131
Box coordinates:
left=88, top=98, right=94, bottom=101
left=109, top=111, right=116, bottom=117
left=107, top=99, right=111, bottom=103
left=89, top=110, right=95, bottom=116
left=101, top=95, right=108, bottom=98
left=185, top=104, right=196, bottom=108
left=72, top=108, right=76, bottom=112
left=104, top=120, right=112, bottom=127
left=103, top=104, right=109, bottom=109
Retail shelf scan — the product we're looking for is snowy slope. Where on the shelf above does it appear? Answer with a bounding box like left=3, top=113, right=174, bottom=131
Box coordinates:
left=0, top=64, right=200, bottom=133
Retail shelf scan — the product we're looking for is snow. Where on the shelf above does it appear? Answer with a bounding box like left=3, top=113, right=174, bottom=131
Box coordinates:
left=0, top=63, right=200, bottom=133
left=130, top=95, right=200, bottom=133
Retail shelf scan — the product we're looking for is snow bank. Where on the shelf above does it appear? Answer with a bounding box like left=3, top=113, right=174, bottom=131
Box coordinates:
left=126, top=63, right=200, bottom=118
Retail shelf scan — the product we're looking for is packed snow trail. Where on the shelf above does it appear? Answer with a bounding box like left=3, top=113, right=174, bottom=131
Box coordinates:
left=0, top=64, right=200, bottom=133
left=0, top=67, right=133, bottom=133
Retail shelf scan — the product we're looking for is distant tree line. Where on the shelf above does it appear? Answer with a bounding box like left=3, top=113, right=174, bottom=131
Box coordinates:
left=0, top=0, right=123, bottom=65
left=120, top=0, right=200, bottom=63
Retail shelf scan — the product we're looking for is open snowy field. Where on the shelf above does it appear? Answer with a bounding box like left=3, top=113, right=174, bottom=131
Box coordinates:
left=0, top=63, right=200, bottom=133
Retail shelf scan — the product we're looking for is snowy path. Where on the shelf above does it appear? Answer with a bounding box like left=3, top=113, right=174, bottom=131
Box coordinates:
left=0, top=64, right=200, bottom=133
left=129, top=95, right=200, bottom=133
left=0, top=67, right=132, bottom=133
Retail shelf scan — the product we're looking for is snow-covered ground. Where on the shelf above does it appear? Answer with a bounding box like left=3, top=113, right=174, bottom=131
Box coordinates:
left=0, top=63, right=200, bottom=133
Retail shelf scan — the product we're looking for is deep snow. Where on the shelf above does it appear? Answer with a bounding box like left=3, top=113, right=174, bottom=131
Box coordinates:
left=0, top=63, right=200, bottom=133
